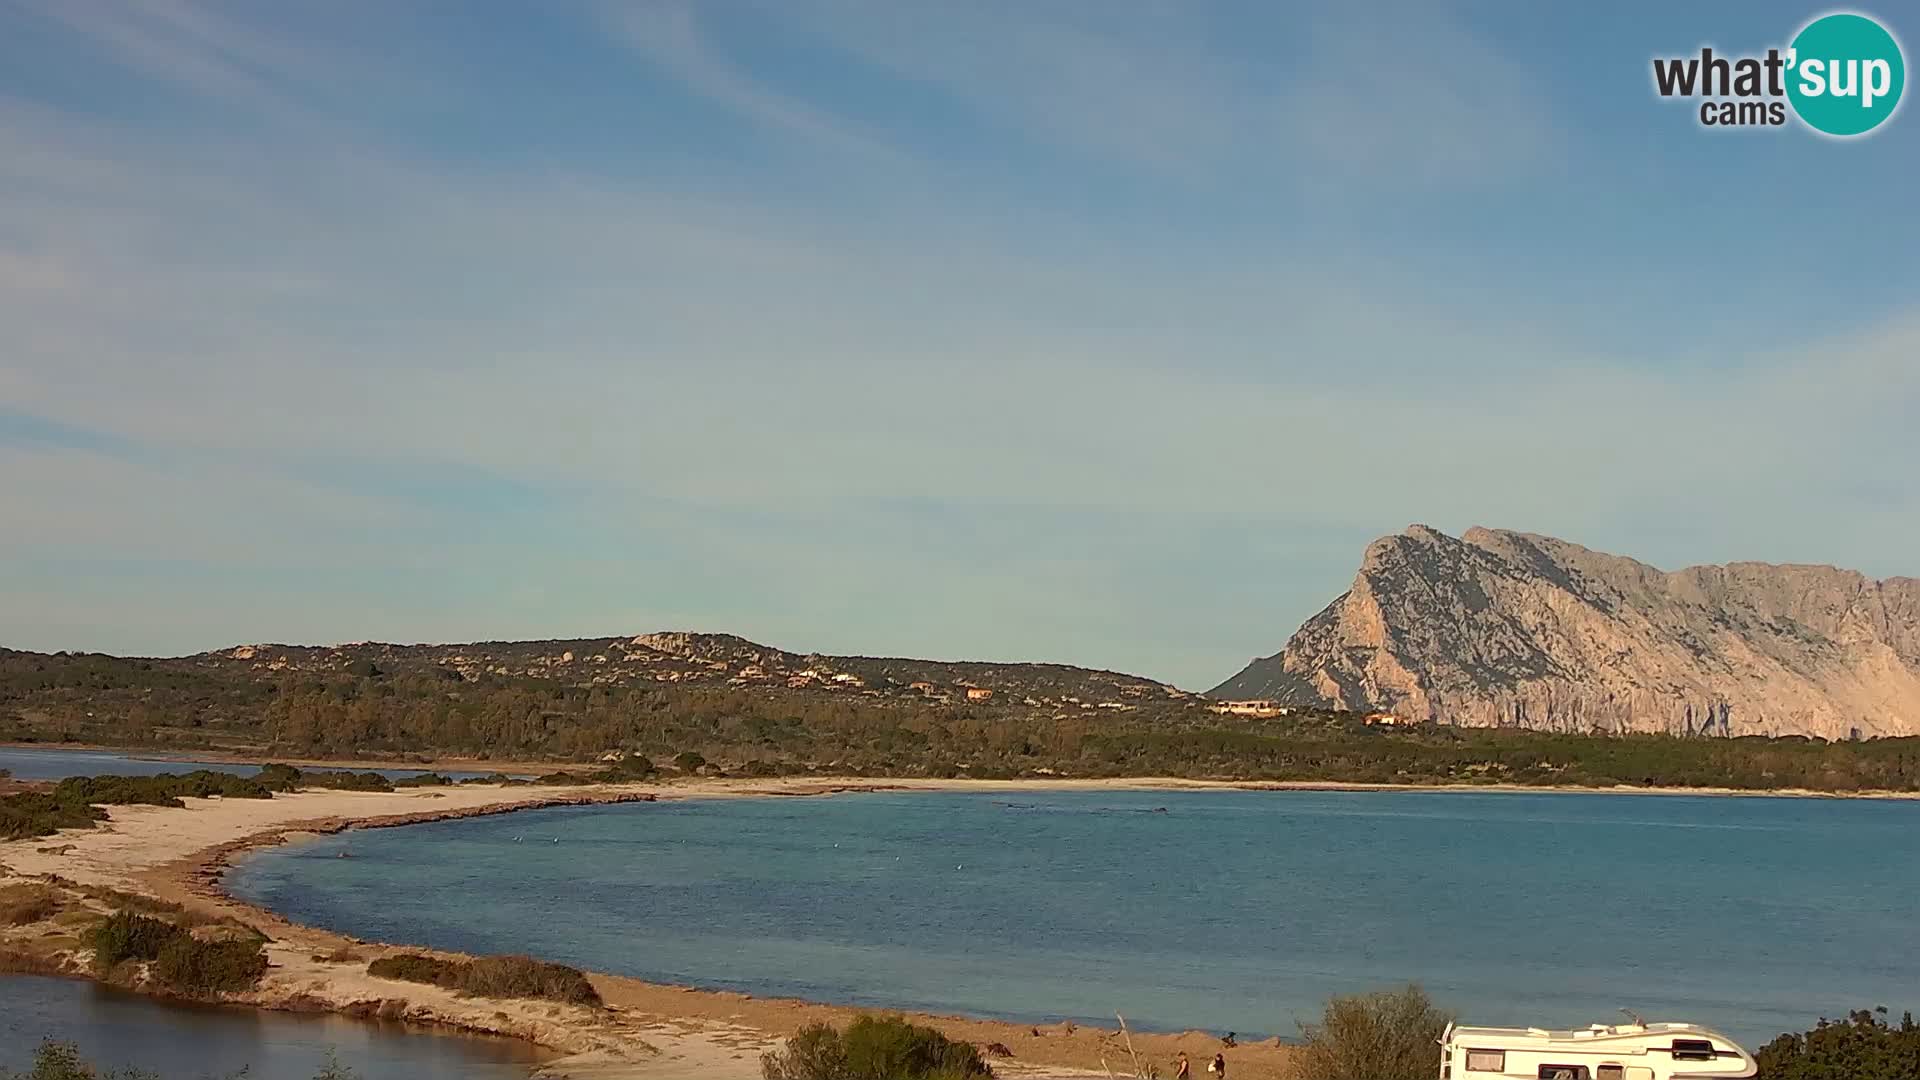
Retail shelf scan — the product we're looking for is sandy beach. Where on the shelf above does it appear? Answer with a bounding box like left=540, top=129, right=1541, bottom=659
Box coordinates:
left=0, top=777, right=1306, bottom=1080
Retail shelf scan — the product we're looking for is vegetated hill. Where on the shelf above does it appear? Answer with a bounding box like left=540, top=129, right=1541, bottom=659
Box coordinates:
left=7, top=632, right=1920, bottom=792
left=1212, top=525, right=1920, bottom=739
left=0, top=632, right=1204, bottom=762
left=195, top=631, right=1189, bottom=707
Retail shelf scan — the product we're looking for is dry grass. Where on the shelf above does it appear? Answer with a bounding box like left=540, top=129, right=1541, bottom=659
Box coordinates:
left=0, top=945, right=66, bottom=976
left=312, top=944, right=363, bottom=964
left=0, top=883, right=62, bottom=927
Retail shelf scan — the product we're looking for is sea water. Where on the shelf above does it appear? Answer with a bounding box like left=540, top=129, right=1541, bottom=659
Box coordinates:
left=226, top=788, right=1920, bottom=1047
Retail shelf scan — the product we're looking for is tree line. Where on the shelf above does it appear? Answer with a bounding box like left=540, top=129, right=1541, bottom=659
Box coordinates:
left=5, top=655, right=1919, bottom=793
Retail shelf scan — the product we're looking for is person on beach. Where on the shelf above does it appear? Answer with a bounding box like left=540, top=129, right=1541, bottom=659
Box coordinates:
left=1176, top=1052, right=1191, bottom=1080
left=1208, top=1053, right=1226, bottom=1079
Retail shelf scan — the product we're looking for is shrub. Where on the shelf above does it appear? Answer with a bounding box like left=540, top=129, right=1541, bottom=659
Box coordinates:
left=367, top=953, right=462, bottom=988
left=1293, top=985, right=1452, bottom=1080
left=0, top=794, right=108, bottom=841
left=368, top=952, right=601, bottom=1007
left=463, top=955, right=601, bottom=1006
left=1755, top=1007, right=1920, bottom=1079
left=673, top=751, right=707, bottom=773
left=393, top=773, right=454, bottom=787
left=54, top=772, right=274, bottom=807
left=89, top=911, right=187, bottom=973
left=763, top=1015, right=992, bottom=1080
left=152, top=935, right=268, bottom=995
left=764, top=1023, right=849, bottom=1080
left=602, top=755, right=657, bottom=778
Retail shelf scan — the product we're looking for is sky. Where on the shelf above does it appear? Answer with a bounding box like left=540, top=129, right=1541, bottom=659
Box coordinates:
left=1, top=1, right=1916, bottom=690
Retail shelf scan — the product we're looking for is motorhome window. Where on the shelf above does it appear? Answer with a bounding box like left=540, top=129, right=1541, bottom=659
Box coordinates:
left=1539, top=1067, right=1589, bottom=1080
left=1671, top=1040, right=1716, bottom=1060
left=1465, top=1050, right=1505, bottom=1071
left=1597, top=1066, right=1625, bottom=1080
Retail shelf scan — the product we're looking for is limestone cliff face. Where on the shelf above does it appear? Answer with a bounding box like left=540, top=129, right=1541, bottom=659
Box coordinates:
left=1211, top=525, right=1920, bottom=738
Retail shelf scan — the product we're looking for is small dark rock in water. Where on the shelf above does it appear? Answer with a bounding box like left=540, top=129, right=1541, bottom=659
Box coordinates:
left=985, top=1042, right=1014, bottom=1058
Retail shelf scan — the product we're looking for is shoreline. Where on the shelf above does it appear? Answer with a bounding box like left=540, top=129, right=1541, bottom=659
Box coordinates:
left=7, top=741, right=1920, bottom=801
left=6, top=773, right=1917, bottom=1077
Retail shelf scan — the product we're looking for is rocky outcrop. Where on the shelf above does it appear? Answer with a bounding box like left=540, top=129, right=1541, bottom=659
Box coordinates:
left=1212, top=525, right=1920, bottom=738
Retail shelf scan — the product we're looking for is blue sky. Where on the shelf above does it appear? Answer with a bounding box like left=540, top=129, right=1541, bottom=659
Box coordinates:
left=2, top=1, right=1915, bottom=689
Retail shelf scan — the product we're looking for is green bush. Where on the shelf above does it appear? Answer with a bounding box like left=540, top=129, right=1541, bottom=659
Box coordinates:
left=366, top=953, right=462, bottom=988
left=89, top=911, right=187, bottom=973
left=673, top=751, right=707, bottom=773
left=462, top=955, right=602, bottom=1006
left=152, top=936, right=268, bottom=995
left=0, top=794, right=109, bottom=841
left=54, top=772, right=274, bottom=807
left=762, top=1015, right=991, bottom=1080
left=392, top=772, right=454, bottom=787
left=1756, top=1008, right=1920, bottom=1079
left=367, top=952, right=601, bottom=1007
left=1293, top=984, right=1452, bottom=1080
left=3, top=770, right=300, bottom=841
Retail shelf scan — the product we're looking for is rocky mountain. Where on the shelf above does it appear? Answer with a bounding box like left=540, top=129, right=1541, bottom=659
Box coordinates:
left=1211, top=525, right=1920, bottom=739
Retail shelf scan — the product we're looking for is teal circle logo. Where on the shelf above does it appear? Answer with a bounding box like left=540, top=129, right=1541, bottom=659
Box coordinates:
left=1786, top=13, right=1905, bottom=136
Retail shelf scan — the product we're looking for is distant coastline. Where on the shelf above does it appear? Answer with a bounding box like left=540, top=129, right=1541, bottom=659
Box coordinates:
left=7, top=741, right=1920, bottom=801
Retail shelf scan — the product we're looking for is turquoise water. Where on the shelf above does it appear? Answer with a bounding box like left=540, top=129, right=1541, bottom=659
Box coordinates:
left=227, top=789, right=1920, bottom=1047
left=0, top=975, right=545, bottom=1079
left=0, top=745, right=506, bottom=782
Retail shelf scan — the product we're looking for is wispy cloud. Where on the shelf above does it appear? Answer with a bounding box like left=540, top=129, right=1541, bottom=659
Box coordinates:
left=11, top=0, right=323, bottom=123
left=602, top=1, right=899, bottom=160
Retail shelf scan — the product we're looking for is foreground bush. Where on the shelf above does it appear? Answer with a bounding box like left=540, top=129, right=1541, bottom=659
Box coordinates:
left=86, top=911, right=266, bottom=994
left=1755, top=1007, right=1920, bottom=1079
left=367, top=952, right=601, bottom=1006
left=1293, top=984, right=1452, bottom=1080
left=89, top=911, right=187, bottom=973
left=762, top=1015, right=992, bottom=1080
left=152, top=935, right=268, bottom=995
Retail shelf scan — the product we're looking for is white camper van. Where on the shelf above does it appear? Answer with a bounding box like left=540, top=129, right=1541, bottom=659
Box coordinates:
left=1439, top=1021, right=1756, bottom=1080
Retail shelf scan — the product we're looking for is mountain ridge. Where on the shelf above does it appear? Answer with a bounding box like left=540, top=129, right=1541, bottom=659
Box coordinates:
left=1212, top=524, right=1920, bottom=738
